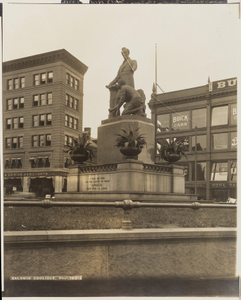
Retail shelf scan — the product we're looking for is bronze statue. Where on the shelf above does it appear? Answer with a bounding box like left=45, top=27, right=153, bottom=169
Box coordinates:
left=106, top=47, right=137, bottom=89
left=109, top=79, right=146, bottom=117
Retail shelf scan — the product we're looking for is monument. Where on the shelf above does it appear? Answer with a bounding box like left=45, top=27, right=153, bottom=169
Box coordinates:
left=56, top=48, right=197, bottom=202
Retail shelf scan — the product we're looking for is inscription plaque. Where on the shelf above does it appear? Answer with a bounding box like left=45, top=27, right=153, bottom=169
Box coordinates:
left=85, top=175, right=111, bottom=191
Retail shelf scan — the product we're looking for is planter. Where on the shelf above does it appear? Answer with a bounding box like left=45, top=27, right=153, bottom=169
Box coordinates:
left=70, top=153, right=89, bottom=163
left=162, top=149, right=181, bottom=163
left=120, top=146, right=142, bottom=157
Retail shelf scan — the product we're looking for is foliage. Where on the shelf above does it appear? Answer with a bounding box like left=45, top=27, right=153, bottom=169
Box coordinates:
left=157, top=137, right=188, bottom=160
left=115, top=127, right=146, bottom=149
left=64, top=134, right=96, bottom=162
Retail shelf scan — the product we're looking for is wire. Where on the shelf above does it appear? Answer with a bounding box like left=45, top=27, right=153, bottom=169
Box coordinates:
left=152, top=93, right=207, bottom=128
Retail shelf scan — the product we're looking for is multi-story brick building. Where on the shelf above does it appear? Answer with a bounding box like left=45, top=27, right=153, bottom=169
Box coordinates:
left=148, top=77, right=237, bottom=202
left=2, top=49, right=88, bottom=196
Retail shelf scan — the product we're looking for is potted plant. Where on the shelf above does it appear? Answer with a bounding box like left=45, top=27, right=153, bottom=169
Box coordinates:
left=157, top=137, right=188, bottom=163
left=64, top=134, right=95, bottom=164
left=115, top=127, right=146, bottom=158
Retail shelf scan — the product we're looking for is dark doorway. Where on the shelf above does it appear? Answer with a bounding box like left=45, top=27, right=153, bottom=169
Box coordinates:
left=29, top=177, right=54, bottom=197
left=211, top=189, right=228, bottom=202
left=4, top=178, right=22, bottom=194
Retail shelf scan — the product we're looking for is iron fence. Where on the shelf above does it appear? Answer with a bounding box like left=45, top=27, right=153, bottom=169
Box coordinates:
left=4, top=199, right=236, bottom=229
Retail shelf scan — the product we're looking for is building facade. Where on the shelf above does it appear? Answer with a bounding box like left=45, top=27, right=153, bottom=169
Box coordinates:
left=2, top=49, right=88, bottom=196
left=148, top=77, right=237, bottom=201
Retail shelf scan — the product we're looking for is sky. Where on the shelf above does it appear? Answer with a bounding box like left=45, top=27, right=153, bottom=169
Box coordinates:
left=2, top=1, right=240, bottom=137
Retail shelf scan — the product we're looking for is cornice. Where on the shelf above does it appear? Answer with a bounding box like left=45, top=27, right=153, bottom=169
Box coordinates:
left=148, top=88, right=236, bottom=110
left=3, top=49, right=88, bottom=76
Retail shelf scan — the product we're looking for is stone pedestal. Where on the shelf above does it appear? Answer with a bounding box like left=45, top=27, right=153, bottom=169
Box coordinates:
left=59, top=160, right=197, bottom=202
left=97, top=115, right=155, bottom=165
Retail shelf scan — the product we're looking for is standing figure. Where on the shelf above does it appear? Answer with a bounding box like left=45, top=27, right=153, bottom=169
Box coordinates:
left=106, top=47, right=137, bottom=89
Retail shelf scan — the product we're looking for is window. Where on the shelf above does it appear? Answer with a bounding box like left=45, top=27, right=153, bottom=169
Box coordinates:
left=230, top=104, right=237, bottom=126
left=38, top=158, right=44, bottom=168
left=211, top=106, right=228, bottom=126
left=18, top=137, right=23, bottom=148
left=19, top=117, right=24, bottom=128
left=192, top=135, right=206, bottom=151
left=39, top=135, right=45, bottom=147
left=66, top=73, right=79, bottom=90
left=47, top=93, right=52, bottom=105
left=65, top=115, right=69, bottom=127
left=74, top=118, right=78, bottom=130
left=70, top=96, right=73, bottom=108
left=66, top=73, right=70, bottom=85
left=14, top=78, right=19, bottom=89
left=212, top=133, right=228, bottom=150
left=19, top=97, right=24, bottom=108
left=75, top=79, right=79, bottom=90
left=32, top=135, right=51, bottom=147
left=30, top=158, right=36, bottom=168
left=34, top=72, right=53, bottom=86
left=192, top=108, right=207, bottom=128
left=5, top=159, right=10, bottom=169
left=20, top=77, right=25, bottom=88
left=45, top=157, right=50, bottom=167
left=9, top=159, right=22, bottom=169
left=13, top=118, right=18, bottom=129
left=12, top=138, right=17, bottom=149
left=40, top=73, right=46, bottom=85
left=7, top=79, right=13, bottom=90
left=13, top=98, right=18, bottom=109
left=230, top=161, right=237, bottom=182
left=46, top=134, right=51, bottom=146
left=6, top=138, right=11, bottom=149
left=231, top=132, right=237, bottom=149
left=7, top=99, right=12, bottom=110
left=39, top=115, right=45, bottom=126
left=32, top=135, right=38, bottom=147
left=33, top=115, right=38, bottom=127
left=7, top=77, right=25, bottom=89
left=74, top=99, right=78, bottom=110
left=30, top=156, right=50, bottom=168
left=173, top=136, right=189, bottom=151
left=33, top=114, right=51, bottom=127
left=65, top=94, right=78, bottom=110
left=211, top=162, right=228, bottom=181
left=66, top=94, right=69, bottom=106
left=11, top=159, right=17, bottom=169
left=34, top=74, right=40, bottom=86
left=46, top=113, right=52, bottom=125
left=6, top=117, right=24, bottom=129
left=7, top=97, right=24, bottom=110
left=157, top=114, right=170, bottom=132
left=33, top=95, right=39, bottom=106
left=69, top=116, right=73, bottom=128
left=40, top=94, right=46, bottom=105
left=6, top=119, right=11, bottom=129
left=70, top=76, right=74, bottom=88
left=65, top=135, right=74, bottom=146
left=47, top=72, right=53, bottom=83
left=192, top=162, right=206, bottom=181
left=65, top=114, right=78, bottom=130
left=33, top=93, right=52, bottom=106
left=17, top=159, right=22, bottom=169
left=172, top=111, right=190, bottom=131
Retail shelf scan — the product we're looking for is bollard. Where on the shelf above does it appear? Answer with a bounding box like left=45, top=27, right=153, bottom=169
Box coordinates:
left=122, top=208, right=133, bottom=230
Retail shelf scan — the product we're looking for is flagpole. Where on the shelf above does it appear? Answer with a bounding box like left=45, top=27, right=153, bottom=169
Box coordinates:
left=155, top=44, right=157, bottom=91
